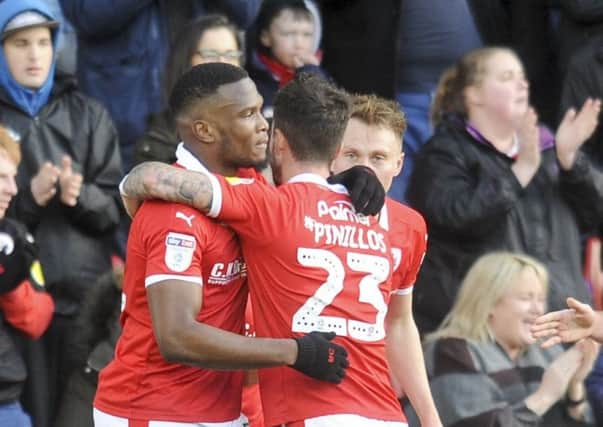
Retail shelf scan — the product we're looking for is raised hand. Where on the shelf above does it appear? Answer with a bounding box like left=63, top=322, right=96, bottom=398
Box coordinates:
left=58, top=155, right=83, bottom=206
left=556, top=98, right=602, bottom=170
left=30, top=161, right=60, bottom=206
left=327, top=165, right=385, bottom=216
left=531, top=298, right=597, bottom=348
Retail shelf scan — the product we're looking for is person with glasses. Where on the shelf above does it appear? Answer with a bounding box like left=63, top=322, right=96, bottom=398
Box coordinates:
left=246, top=0, right=327, bottom=121
left=133, top=14, right=244, bottom=168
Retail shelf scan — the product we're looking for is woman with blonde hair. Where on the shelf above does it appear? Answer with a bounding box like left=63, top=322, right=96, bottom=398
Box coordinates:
left=408, top=252, right=597, bottom=426
left=406, top=46, right=603, bottom=334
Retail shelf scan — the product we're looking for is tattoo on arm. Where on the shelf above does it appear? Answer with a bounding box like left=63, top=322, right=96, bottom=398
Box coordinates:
left=124, top=162, right=214, bottom=213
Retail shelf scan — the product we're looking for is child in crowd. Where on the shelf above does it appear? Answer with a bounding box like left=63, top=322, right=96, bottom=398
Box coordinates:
left=246, top=0, right=326, bottom=120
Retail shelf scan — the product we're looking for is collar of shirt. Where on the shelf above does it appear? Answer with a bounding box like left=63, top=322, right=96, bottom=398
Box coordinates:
left=175, top=143, right=211, bottom=173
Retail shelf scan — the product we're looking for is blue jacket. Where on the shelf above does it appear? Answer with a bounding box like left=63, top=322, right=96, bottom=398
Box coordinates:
left=59, top=0, right=261, bottom=169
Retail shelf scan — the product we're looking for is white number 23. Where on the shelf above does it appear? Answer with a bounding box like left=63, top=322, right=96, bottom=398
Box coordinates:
left=292, top=247, right=390, bottom=342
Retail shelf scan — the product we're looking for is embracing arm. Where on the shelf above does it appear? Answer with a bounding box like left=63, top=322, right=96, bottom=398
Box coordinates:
left=148, top=279, right=348, bottom=381
left=386, top=294, right=441, bottom=427
left=148, top=280, right=297, bottom=369
left=121, top=162, right=214, bottom=218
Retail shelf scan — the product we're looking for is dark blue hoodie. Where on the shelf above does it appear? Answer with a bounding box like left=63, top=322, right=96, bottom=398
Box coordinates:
left=0, top=0, right=58, bottom=117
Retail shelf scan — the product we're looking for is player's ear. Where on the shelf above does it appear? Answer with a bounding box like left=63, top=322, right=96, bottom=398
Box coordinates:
left=192, top=119, right=217, bottom=145
left=394, top=151, right=404, bottom=178
left=271, top=128, right=288, bottom=160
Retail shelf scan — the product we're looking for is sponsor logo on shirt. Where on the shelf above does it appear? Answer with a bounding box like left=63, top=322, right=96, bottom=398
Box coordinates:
left=208, top=259, right=247, bottom=285
left=317, top=200, right=369, bottom=225
left=175, top=211, right=195, bottom=227
left=164, top=232, right=196, bottom=272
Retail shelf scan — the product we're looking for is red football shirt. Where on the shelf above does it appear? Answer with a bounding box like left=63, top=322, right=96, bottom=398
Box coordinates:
left=94, top=145, right=249, bottom=423
left=207, top=173, right=404, bottom=425
left=383, top=197, right=428, bottom=297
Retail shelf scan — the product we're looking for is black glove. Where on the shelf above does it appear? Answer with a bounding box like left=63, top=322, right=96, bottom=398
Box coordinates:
left=291, top=331, right=349, bottom=383
left=328, top=165, right=385, bottom=216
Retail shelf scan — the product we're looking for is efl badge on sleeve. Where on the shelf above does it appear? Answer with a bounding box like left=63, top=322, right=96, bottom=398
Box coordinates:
left=164, top=232, right=196, bottom=272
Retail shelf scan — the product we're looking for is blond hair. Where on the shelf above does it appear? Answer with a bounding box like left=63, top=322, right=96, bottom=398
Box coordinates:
left=431, top=47, right=519, bottom=126
left=351, top=94, right=406, bottom=148
left=0, top=125, right=20, bottom=165
left=425, top=251, right=548, bottom=343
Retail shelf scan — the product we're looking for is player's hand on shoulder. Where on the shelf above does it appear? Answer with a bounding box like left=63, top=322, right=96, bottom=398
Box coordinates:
left=328, top=165, right=385, bottom=216
left=290, top=331, right=349, bottom=384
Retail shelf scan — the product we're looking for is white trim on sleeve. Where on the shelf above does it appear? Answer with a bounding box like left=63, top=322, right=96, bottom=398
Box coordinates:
left=207, top=173, right=223, bottom=218
left=145, top=274, right=203, bottom=287
left=391, top=286, right=413, bottom=296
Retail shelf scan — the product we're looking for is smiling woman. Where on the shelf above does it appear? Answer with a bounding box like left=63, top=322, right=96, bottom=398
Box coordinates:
left=406, top=252, right=597, bottom=427
left=406, top=46, right=603, bottom=335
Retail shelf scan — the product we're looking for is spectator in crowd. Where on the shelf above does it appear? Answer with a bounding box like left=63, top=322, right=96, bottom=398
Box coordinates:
left=246, top=0, right=327, bottom=121
left=412, top=252, right=596, bottom=426
left=330, top=93, right=442, bottom=426
left=94, top=65, right=350, bottom=427
left=54, top=269, right=122, bottom=427
left=560, top=34, right=603, bottom=172
left=508, top=1, right=562, bottom=129
left=557, top=0, right=603, bottom=78
left=133, top=14, right=244, bottom=167
left=406, top=46, right=603, bottom=334
left=59, top=0, right=261, bottom=171
left=0, top=1, right=123, bottom=423
left=0, top=125, right=54, bottom=427
left=121, top=69, right=439, bottom=426
left=317, top=0, right=510, bottom=202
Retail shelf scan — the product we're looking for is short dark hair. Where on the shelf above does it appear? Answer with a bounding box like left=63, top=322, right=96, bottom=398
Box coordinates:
left=169, top=62, right=249, bottom=119
left=163, top=14, right=242, bottom=102
left=274, top=73, right=351, bottom=162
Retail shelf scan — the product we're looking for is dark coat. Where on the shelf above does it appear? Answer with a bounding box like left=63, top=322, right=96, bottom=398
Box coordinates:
left=406, top=120, right=603, bottom=333
left=2, top=74, right=123, bottom=315
left=317, top=0, right=510, bottom=99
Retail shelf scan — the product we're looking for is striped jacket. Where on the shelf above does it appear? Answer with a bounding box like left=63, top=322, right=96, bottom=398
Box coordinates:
left=405, top=337, right=593, bottom=427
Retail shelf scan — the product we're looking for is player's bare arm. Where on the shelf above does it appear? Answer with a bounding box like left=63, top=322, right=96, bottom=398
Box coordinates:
left=385, top=294, right=442, bottom=427
left=122, top=161, right=213, bottom=216
left=532, top=297, right=603, bottom=347
left=148, top=278, right=348, bottom=380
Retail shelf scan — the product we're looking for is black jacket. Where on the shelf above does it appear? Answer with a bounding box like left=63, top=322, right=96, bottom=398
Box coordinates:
left=2, top=74, right=123, bottom=315
left=317, top=0, right=510, bottom=99
left=407, top=120, right=603, bottom=333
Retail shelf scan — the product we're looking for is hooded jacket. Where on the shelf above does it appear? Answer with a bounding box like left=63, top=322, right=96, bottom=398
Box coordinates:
left=0, top=0, right=122, bottom=315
